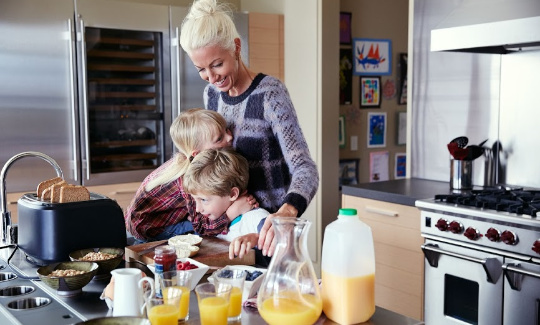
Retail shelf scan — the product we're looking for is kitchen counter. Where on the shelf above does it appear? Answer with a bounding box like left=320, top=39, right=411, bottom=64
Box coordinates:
left=0, top=247, right=423, bottom=324
left=342, top=177, right=465, bottom=206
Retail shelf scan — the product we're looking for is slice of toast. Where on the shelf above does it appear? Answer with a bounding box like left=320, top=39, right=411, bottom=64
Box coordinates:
left=37, top=177, right=63, bottom=197
left=59, top=185, right=90, bottom=203
left=41, top=187, right=53, bottom=201
left=50, top=181, right=68, bottom=203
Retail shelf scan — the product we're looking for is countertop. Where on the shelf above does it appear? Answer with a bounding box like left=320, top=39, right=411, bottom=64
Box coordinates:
left=342, top=177, right=474, bottom=207
left=0, top=247, right=424, bottom=325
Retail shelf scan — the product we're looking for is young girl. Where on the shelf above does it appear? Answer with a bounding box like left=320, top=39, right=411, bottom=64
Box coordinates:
left=125, top=108, right=252, bottom=243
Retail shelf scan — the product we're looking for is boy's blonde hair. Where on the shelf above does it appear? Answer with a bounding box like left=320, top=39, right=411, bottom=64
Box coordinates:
left=179, top=0, right=239, bottom=56
left=145, top=108, right=228, bottom=191
left=183, top=147, right=249, bottom=197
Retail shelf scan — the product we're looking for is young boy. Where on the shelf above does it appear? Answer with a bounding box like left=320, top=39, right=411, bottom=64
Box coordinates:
left=182, top=147, right=269, bottom=260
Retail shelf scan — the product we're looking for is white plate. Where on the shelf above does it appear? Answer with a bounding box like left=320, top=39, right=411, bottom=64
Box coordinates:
left=147, top=257, right=209, bottom=291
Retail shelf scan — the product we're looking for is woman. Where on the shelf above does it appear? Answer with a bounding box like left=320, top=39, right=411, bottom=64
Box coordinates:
left=179, top=0, right=319, bottom=257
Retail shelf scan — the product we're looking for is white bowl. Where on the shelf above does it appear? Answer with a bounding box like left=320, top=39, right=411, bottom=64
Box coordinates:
left=208, top=265, right=266, bottom=302
left=147, top=257, right=209, bottom=291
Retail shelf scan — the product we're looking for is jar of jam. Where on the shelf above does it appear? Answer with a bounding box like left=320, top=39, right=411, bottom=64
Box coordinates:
left=154, top=245, right=177, bottom=297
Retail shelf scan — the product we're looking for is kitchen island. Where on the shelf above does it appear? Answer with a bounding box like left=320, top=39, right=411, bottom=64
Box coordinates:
left=0, top=246, right=423, bottom=324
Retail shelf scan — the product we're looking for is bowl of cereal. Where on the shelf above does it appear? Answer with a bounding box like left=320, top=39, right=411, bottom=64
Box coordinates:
left=37, top=261, right=98, bottom=296
left=69, top=247, right=124, bottom=278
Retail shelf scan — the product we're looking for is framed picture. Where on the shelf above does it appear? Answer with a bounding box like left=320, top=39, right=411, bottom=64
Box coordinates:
left=367, top=112, right=386, bottom=148
left=353, top=38, right=392, bottom=76
left=339, top=115, right=346, bottom=148
left=339, top=49, right=353, bottom=105
left=397, top=111, right=407, bottom=145
left=398, top=53, right=408, bottom=105
left=395, top=153, right=407, bottom=179
left=340, top=12, right=352, bottom=45
left=360, top=76, right=381, bottom=108
left=339, top=158, right=359, bottom=186
left=369, top=151, right=389, bottom=182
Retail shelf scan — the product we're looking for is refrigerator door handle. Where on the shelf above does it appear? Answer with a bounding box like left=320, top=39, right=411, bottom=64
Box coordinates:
left=173, top=26, right=181, bottom=117
left=78, top=18, right=91, bottom=180
left=67, top=18, right=78, bottom=182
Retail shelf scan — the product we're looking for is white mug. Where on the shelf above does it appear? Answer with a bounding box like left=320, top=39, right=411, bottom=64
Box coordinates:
left=111, top=268, right=154, bottom=317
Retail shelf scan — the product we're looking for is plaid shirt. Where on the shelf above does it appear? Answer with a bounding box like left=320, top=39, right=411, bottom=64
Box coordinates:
left=125, top=157, right=229, bottom=240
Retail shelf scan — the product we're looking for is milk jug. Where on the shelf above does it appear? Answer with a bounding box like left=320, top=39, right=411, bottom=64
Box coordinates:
left=321, top=208, right=375, bottom=324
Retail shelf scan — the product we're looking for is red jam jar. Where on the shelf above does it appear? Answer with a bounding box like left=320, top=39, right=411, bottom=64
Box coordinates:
left=154, top=245, right=177, bottom=297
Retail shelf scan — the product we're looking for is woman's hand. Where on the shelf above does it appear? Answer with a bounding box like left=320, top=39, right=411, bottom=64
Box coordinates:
left=257, top=203, right=298, bottom=257
left=229, top=233, right=259, bottom=259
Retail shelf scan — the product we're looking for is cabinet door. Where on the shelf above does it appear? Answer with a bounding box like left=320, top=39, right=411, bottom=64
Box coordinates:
left=249, top=13, right=284, bottom=80
left=342, top=195, right=424, bottom=321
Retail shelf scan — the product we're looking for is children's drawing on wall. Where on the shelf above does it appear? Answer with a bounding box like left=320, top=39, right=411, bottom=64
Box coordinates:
left=395, top=153, right=406, bottom=179
left=398, top=53, right=408, bottom=105
left=340, top=49, right=353, bottom=105
left=367, top=112, right=386, bottom=148
left=353, top=38, right=392, bottom=76
left=382, top=79, right=396, bottom=100
left=369, top=151, right=389, bottom=182
left=360, top=76, right=381, bottom=108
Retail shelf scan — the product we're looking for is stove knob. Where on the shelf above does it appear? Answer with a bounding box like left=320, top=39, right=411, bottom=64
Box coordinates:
left=532, top=240, right=540, bottom=255
left=448, top=221, right=463, bottom=234
left=501, top=230, right=518, bottom=245
left=485, top=227, right=501, bottom=242
left=435, top=219, right=449, bottom=231
left=464, top=227, right=482, bottom=241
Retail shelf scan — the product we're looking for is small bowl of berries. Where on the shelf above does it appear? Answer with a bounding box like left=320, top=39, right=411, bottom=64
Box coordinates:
left=209, top=265, right=266, bottom=301
left=148, top=257, right=208, bottom=290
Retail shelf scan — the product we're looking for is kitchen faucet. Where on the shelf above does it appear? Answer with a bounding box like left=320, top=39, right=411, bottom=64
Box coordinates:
left=0, top=152, right=63, bottom=245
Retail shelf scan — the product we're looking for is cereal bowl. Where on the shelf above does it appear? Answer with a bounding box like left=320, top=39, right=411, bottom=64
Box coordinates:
left=37, top=261, right=98, bottom=296
left=69, top=247, right=124, bottom=278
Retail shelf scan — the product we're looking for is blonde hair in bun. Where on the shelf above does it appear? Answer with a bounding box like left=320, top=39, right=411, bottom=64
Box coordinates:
left=180, top=0, right=240, bottom=56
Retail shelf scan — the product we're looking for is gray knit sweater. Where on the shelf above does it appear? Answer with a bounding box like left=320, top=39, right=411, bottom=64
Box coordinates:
left=204, top=73, right=319, bottom=216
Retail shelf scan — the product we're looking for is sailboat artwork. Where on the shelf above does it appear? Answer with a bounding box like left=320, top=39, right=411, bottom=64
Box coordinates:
left=353, top=38, right=392, bottom=76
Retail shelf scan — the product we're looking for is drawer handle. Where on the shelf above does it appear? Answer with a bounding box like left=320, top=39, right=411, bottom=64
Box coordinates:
left=8, top=201, right=18, bottom=205
left=111, top=190, right=136, bottom=195
left=365, top=206, right=398, bottom=217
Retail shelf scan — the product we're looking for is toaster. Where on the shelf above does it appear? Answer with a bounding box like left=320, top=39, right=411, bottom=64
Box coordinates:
left=17, top=192, right=127, bottom=265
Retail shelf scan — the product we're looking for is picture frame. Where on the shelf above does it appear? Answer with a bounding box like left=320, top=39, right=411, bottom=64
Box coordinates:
left=339, top=12, right=352, bottom=45
left=339, top=49, right=353, bottom=105
left=339, top=115, right=346, bottom=148
left=360, top=76, right=381, bottom=108
left=369, top=151, right=389, bottom=182
left=367, top=112, right=386, bottom=148
left=398, top=53, right=408, bottom=105
left=339, top=158, right=359, bottom=186
left=353, top=38, right=392, bottom=76
left=395, top=153, right=407, bottom=179
left=397, top=111, right=407, bottom=145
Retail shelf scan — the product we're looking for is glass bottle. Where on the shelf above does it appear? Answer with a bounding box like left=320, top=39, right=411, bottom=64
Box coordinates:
left=154, top=245, right=177, bottom=297
left=257, top=217, right=322, bottom=325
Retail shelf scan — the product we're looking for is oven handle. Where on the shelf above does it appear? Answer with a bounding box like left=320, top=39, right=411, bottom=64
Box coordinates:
left=503, top=263, right=540, bottom=291
left=421, top=243, right=503, bottom=284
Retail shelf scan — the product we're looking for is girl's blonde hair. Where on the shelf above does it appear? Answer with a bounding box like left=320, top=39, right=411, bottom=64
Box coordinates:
left=179, top=0, right=239, bottom=56
left=145, top=108, right=228, bottom=191
left=183, top=147, right=249, bottom=197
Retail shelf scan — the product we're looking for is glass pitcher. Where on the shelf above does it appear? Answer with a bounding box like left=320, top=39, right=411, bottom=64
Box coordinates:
left=257, top=217, right=322, bottom=325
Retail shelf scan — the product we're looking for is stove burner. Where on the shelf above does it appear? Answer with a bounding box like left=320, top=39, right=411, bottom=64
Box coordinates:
left=435, top=188, right=540, bottom=217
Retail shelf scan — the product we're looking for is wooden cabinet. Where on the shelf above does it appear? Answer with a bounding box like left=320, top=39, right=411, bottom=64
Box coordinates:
left=248, top=12, right=284, bottom=81
left=6, top=182, right=140, bottom=224
left=341, top=195, right=424, bottom=321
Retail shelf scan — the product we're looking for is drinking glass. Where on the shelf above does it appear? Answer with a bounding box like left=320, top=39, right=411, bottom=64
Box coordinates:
left=195, top=282, right=232, bottom=325
left=145, top=289, right=182, bottom=325
left=160, top=270, right=193, bottom=321
left=213, top=268, right=246, bottom=322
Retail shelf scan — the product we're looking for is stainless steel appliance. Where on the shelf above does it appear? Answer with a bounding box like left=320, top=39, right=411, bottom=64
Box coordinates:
left=416, top=188, right=540, bottom=325
left=0, top=0, right=248, bottom=192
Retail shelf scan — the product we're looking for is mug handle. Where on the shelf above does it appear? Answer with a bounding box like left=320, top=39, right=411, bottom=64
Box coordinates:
left=138, top=276, right=154, bottom=315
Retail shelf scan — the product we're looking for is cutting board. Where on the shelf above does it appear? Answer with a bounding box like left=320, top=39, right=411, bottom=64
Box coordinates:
left=124, top=236, right=255, bottom=268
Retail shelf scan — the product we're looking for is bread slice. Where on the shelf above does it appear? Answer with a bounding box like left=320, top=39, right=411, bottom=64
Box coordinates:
left=50, top=181, right=68, bottom=203
left=170, top=241, right=200, bottom=258
left=37, top=177, right=63, bottom=197
left=41, top=187, right=53, bottom=201
left=59, top=185, right=90, bottom=203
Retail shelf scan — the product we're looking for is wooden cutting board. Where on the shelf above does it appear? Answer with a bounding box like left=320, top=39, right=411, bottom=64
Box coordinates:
left=124, top=236, right=255, bottom=268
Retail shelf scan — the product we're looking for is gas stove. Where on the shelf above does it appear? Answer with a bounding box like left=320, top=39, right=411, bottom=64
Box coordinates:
left=416, top=188, right=540, bottom=259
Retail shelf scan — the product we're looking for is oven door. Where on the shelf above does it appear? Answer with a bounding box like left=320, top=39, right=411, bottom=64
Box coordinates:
left=503, top=258, right=540, bottom=325
left=422, top=239, right=504, bottom=325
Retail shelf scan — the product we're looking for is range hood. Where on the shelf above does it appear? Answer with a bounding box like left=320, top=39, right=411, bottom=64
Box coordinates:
left=431, top=0, right=540, bottom=54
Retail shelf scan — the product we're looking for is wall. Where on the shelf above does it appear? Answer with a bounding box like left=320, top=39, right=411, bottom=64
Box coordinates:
left=340, top=0, right=409, bottom=184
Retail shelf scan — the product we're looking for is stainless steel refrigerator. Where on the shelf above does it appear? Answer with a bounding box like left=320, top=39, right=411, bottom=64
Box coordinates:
left=0, top=0, right=248, bottom=192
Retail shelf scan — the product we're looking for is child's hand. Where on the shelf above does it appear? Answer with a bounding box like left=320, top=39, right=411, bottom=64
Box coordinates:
left=246, top=194, right=259, bottom=209
left=229, top=233, right=259, bottom=259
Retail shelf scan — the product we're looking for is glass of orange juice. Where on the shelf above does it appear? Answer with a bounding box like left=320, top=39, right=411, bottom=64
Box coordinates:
left=145, top=290, right=181, bottom=325
left=213, top=268, right=246, bottom=322
left=195, top=282, right=232, bottom=325
left=160, top=270, right=193, bottom=321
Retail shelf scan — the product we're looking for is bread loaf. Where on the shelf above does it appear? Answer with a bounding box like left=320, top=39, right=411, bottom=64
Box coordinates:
left=59, top=185, right=90, bottom=203
left=37, top=177, right=63, bottom=197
